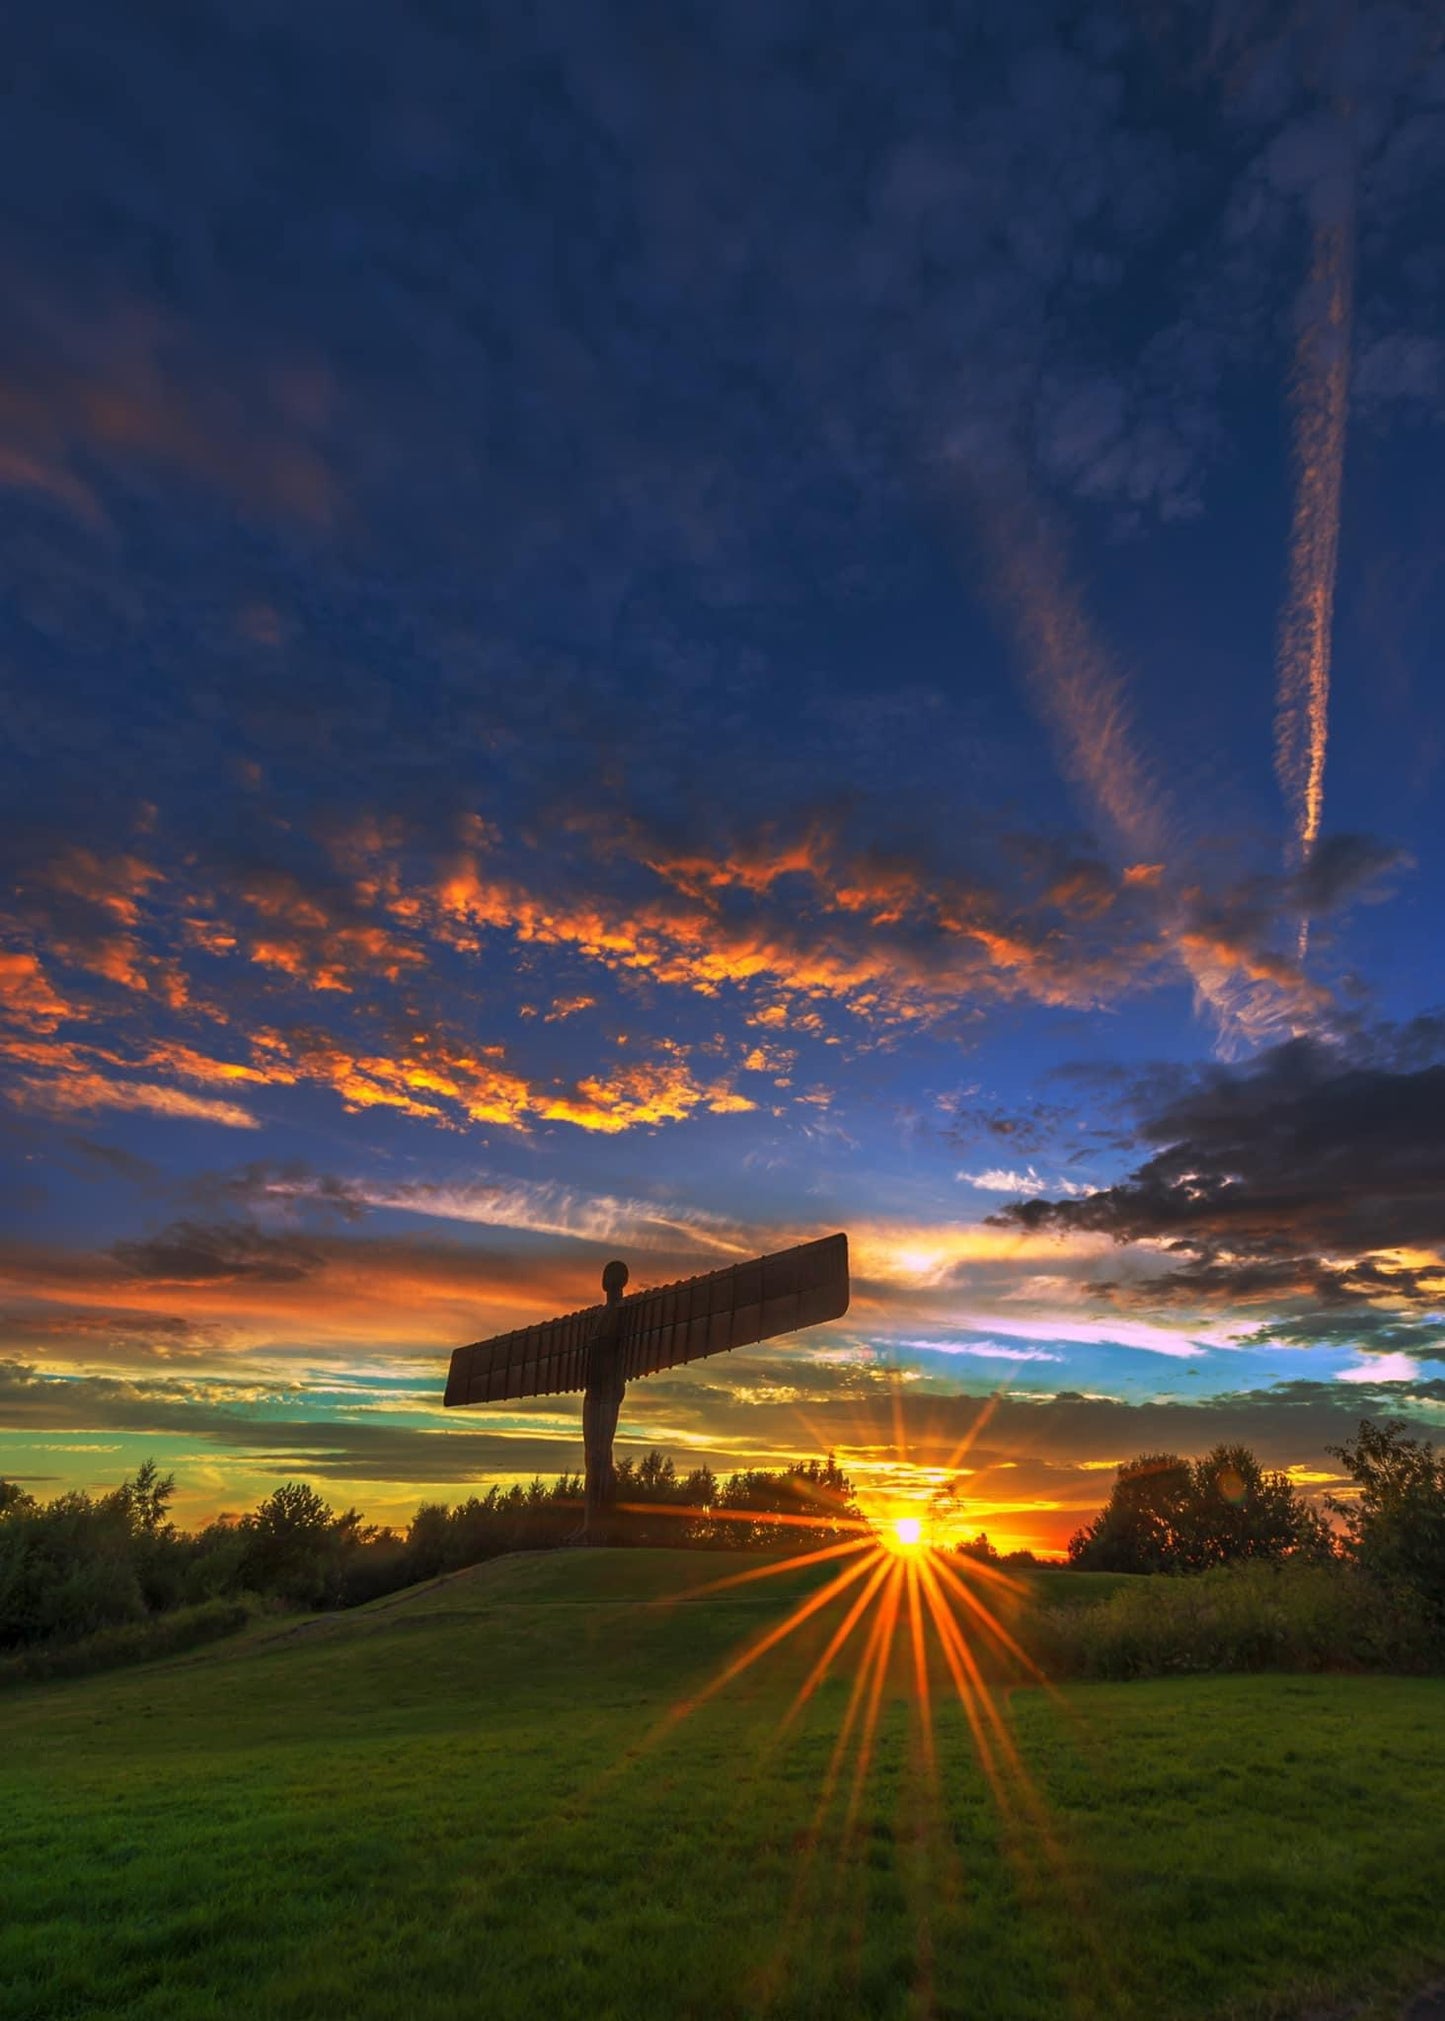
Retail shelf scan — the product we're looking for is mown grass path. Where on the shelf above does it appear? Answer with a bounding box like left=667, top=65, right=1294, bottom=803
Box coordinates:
left=4, top=1549, right=1443, bottom=2020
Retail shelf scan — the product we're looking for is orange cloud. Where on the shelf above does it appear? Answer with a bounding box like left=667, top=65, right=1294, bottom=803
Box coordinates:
left=141, top=1040, right=284, bottom=1088
left=0, top=951, right=76, bottom=1033
left=0, top=814, right=1221, bottom=1146
left=232, top=869, right=424, bottom=992
left=548, top=1056, right=755, bottom=1132
left=3, top=1040, right=259, bottom=1128
left=1, top=900, right=763, bottom=1139
left=428, top=841, right=1137, bottom=1029
left=43, top=849, right=162, bottom=926
left=9, top=851, right=177, bottom=997
left=544, top=995, right=597, bottom=1021
left=182, top=917, right=240, bottom=956
left=272, top=1029, right=756, bottom=1137
left=0, top=1023, right=278, bottom=1127
left=7, top=813, right=1169, bottom=1144
left=644, top=829, right=832, bottom=899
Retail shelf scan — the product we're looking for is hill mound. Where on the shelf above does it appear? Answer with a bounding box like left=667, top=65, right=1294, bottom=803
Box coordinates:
left=4, top=1546, right=1444, bottom=2021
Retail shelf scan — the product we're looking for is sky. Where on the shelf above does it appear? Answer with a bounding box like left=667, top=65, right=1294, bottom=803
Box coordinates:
left=3, top=0, right=1445, bottom=1553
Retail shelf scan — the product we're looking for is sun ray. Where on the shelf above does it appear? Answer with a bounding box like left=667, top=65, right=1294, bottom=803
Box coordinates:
left=657, top=1545, right=882, bottom=1733
left=843, top=1559, right=903, bottom=1831
left=614, top=1498, right=873, bottom=1537
left=935, top=1383, right=1006, bottom=1476
left=782, top=1545, right=895, bottom=1729
left=655, top=1530, right=875, bottom=1606
left=916, top=1554, right=1005, bottom=1793
left=929, top=1551, right=1057, bottom=1693
left=888, top=1366, right=908, bottom=1479
left=904, top=1557, right=936, bottom=1780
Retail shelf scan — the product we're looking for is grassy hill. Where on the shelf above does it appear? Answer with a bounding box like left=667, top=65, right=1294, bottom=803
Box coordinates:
left=4, top=1547, right=1444, bottom=2021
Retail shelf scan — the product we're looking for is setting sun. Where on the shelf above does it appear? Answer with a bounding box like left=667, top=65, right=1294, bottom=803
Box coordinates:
left=892, top=1515, right=923, bottom=1549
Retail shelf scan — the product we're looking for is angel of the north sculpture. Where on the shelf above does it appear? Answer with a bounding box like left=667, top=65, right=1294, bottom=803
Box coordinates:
left=444, top=1231, right=850, bottom=1538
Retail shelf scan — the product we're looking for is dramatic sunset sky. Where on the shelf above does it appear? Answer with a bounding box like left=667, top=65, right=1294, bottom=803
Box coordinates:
left=3, top=2, right=1444, bottom=1551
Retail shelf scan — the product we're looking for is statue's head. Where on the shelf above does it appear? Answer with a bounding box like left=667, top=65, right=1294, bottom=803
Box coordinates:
left=602, top=1258, right=629, bottom=1302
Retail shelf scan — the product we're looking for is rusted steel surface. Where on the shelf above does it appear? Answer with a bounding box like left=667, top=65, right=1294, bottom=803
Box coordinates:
left=443, top=1232, right=849, bottom=1409
left=620, top=1231, right=849, bottom=1380
left=442, top=1299, right=601, bottom=1407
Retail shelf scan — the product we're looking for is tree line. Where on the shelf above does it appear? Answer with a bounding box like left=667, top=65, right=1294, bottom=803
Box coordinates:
left=0, top=1451, right=861, bottom=1655
left=5, top=1419, right=1444, bottom=1668
left=1067, top=1420, right=1445, bottom=1654
left=1067, top=1441, right=1335, bottom=1572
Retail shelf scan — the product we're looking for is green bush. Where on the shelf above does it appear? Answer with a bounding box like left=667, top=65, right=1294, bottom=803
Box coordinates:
left=0, top=1600, right=253, bottom=1688
left=0, top=1490, right=148, bottom=1648
left=1030, top=1559, right=1431, bottom=1680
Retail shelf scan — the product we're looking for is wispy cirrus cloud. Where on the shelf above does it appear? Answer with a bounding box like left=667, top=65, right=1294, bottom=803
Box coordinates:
left=895, top=1337, right=1063, bottom=1364
left=957, top=1167, right=1092, bottom=1199
left=209, top=1160, right=755, bottom=1257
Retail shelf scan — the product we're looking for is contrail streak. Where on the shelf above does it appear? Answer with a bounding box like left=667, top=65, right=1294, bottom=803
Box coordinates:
left=978, top=492, right=1168, bottom=867
left=1275, top=186, right=1355, bottom=957
left=969, top=486, right=1293, bottom=1049
left=962, top=454, right=1339, bottom=1051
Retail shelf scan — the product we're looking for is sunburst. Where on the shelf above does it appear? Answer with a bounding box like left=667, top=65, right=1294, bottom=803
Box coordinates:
left=601, top=1395, right=1120, bottom=2005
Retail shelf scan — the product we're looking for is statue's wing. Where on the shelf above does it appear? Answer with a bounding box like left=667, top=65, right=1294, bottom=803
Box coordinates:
left=444, top=1299, right=605, bottom=1406
left=619, top=1232, right=849, bottom=1381
left=443, top=1232, right=850, bottom=1407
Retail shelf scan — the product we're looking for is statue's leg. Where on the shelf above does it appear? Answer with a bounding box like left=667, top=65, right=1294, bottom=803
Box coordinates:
left=582, top=1365, right=625, bottom=1543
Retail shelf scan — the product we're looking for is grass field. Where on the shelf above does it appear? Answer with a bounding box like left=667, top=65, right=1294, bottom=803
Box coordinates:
left=4, top=1547, right=1444, bottom=2021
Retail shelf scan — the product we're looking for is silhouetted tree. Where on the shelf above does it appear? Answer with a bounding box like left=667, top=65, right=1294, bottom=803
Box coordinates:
left=404, top=1502, right=451, bottom=1581
left=1072, top=1445, right=1332, bottom=1573
left=681, top=1464, right=718, bottom=1505
left=0, top=1481, right=37, bottom=1519
left=711, top=1454, right=860, bottom=1548
left=0, top=1488, right=145, bottom=1647
left=1329, top=1418, right=1445, bottom=1642
left=956, top=1531, right=1001, bottom=1564
left=1070, top=1454, right=1195, bottom=1571
left=181, top=1515, right=248, bottom=1603
left=1183, top=1444, right=1331, bottom=1569
left=238, top=1482, right=338, bottom=1607
left=111, top=1458, right=175, bottom=1538
left=110, top=1460, right=183, bottom=1611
